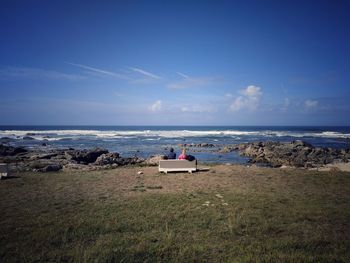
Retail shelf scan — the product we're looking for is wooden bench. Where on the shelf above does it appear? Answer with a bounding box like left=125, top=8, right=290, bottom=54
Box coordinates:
left=0, top=163, right=9, bottom=180
left=159, top=160, right=197, bottom=174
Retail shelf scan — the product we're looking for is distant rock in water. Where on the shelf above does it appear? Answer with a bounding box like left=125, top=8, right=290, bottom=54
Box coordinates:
left=179, top=143, right=216, bottom=148
left=235, top=140, right=350, bottom=168
left=23, top=136, right=35, bottom=140
left=0, top=137, right=14, bottom=143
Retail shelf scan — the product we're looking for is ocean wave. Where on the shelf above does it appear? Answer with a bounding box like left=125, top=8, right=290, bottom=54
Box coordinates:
left=1, top=129, right=350, bottom=140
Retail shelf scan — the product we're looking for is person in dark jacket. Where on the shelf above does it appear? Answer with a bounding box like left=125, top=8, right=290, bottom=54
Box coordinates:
left=167, top=147, right=176, bottom=159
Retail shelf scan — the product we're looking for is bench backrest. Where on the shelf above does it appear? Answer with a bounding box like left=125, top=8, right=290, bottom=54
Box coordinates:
left=159, top=160, right=196, bottom=169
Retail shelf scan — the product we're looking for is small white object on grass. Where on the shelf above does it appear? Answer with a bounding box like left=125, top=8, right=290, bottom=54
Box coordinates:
left=215, top=194, right=223, bottom=199
left=137, top=171, right=143, bottom=175
left=0, top=163, right=9, bottom=180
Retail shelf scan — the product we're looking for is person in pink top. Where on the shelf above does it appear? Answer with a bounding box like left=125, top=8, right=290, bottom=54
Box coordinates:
left=178, top=148, right=188, bottom=160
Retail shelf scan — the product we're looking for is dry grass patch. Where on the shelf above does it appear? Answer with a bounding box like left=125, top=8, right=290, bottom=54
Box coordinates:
left=0, top=165, right=349, bottom=262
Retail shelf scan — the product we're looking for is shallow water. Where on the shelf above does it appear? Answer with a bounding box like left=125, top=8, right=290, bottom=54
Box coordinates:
left=1, top=126, right=350, bottom=163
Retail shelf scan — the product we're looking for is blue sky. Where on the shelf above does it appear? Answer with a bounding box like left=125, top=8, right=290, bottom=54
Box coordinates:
left=1, top=0, right=349, bottom=125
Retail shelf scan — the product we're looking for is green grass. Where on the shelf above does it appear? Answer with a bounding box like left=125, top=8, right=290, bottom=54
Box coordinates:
left=0, top=168, right=349, bottom=262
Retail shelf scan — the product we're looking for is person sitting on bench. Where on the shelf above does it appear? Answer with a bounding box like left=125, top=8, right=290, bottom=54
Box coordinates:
left=178, top=148, right=188, bottom=160
left=179, top=148, right=196, bottom=161
left=166, top=147, right=176, bottom=159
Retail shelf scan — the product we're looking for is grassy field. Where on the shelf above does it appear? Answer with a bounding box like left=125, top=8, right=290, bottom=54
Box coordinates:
left=0, top=165, right=349, bottom=262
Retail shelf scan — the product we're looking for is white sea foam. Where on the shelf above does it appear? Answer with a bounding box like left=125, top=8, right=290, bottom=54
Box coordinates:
left=1, top=129, right=350, bottom=140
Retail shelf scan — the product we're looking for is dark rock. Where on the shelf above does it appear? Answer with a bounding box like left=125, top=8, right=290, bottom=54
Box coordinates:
left=117, top=156, right=144, bottom=166
left=235, top=140, right=349, bottom=168
left=35, top=164, right=62, bottom=172
left=218, top=146, right=234, bottom=153
left=29, top=153, right=58, bottom=160
left=0, top=137, right=14, bottom=143
left=23, top=136, right=35, bottom=140
left=291, top=140, right=312, bottom=148
left=94, top=152, right=120, bottom=165
left=42, top=143, right=48, bottom=146
left=179, top=143, right=216, bottom=148
left=65, top=148, right=108, bottom=164
left=0, top=145, right=28, bottom=156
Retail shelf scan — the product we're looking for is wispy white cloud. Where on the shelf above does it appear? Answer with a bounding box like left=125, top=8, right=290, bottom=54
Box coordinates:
left=0, top=66, right=84, bottom=80
left=67, top=62, right=130, bottom=79
left=167, top=73, right=219, bottom=89
left=130, top=67, right=162, bottom=79
left=177, top=72, right=190, bottom=79
left=229, top=85, right=262, bottom=112
left=149, top=100, right=162, bottom=112
left=304, top=99, right=318, bottom=110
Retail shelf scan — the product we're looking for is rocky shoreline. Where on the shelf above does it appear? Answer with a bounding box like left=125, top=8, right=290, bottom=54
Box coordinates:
left=234, top=140, right=350, bottom=168
left=1, top=140, right=350, bottom=172
left=0, top=145, right=145, bottom=172
left=178, top=140, right=350, bottom=168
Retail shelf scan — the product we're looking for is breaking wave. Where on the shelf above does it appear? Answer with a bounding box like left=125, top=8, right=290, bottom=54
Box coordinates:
left=1, top=129, right=350, bottom=140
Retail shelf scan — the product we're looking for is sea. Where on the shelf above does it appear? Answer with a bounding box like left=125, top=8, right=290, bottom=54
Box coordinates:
left=1, top=126, right=350, bottom=164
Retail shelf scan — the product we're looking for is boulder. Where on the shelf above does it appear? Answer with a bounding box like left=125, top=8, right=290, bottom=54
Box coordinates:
left=218, top=146, right=234, bottom=153
left=236, top=140, right=348, bottom=168
left=35, top=164, right=63, bottom=172
left=94, top=152, right=120, bottom=165
left=290, top=140, right=312, bottom=148
left=179, top=143, right=216, bottom=148
left=0, top=137, right=14, bottom=143
left=23, top=136, right=35, bottom=140
left=66, top=148, right=108, bottom=164
left=115, top=156, right=144, bottom=166
left=30, top=153, right=59, bottom=160
left=145, top=155, right=167, bottom=166
left=0, top=145, right=28, bottom=156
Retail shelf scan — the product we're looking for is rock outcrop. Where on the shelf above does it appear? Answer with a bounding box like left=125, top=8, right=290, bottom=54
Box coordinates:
left=0, top=145, right=28, bottom=156
left=1, top=140, right=349, bottom=172
left=145, top=155, right=167, bottom=166
left=235, top=140, right=350, bottom=168
left=65, top=148, right=109, bottom=164
left=94, top=152, right=144, bottom=166
left=0, top=144, right=145, bottom=172
left=94, top=152, right=120, bottom=165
